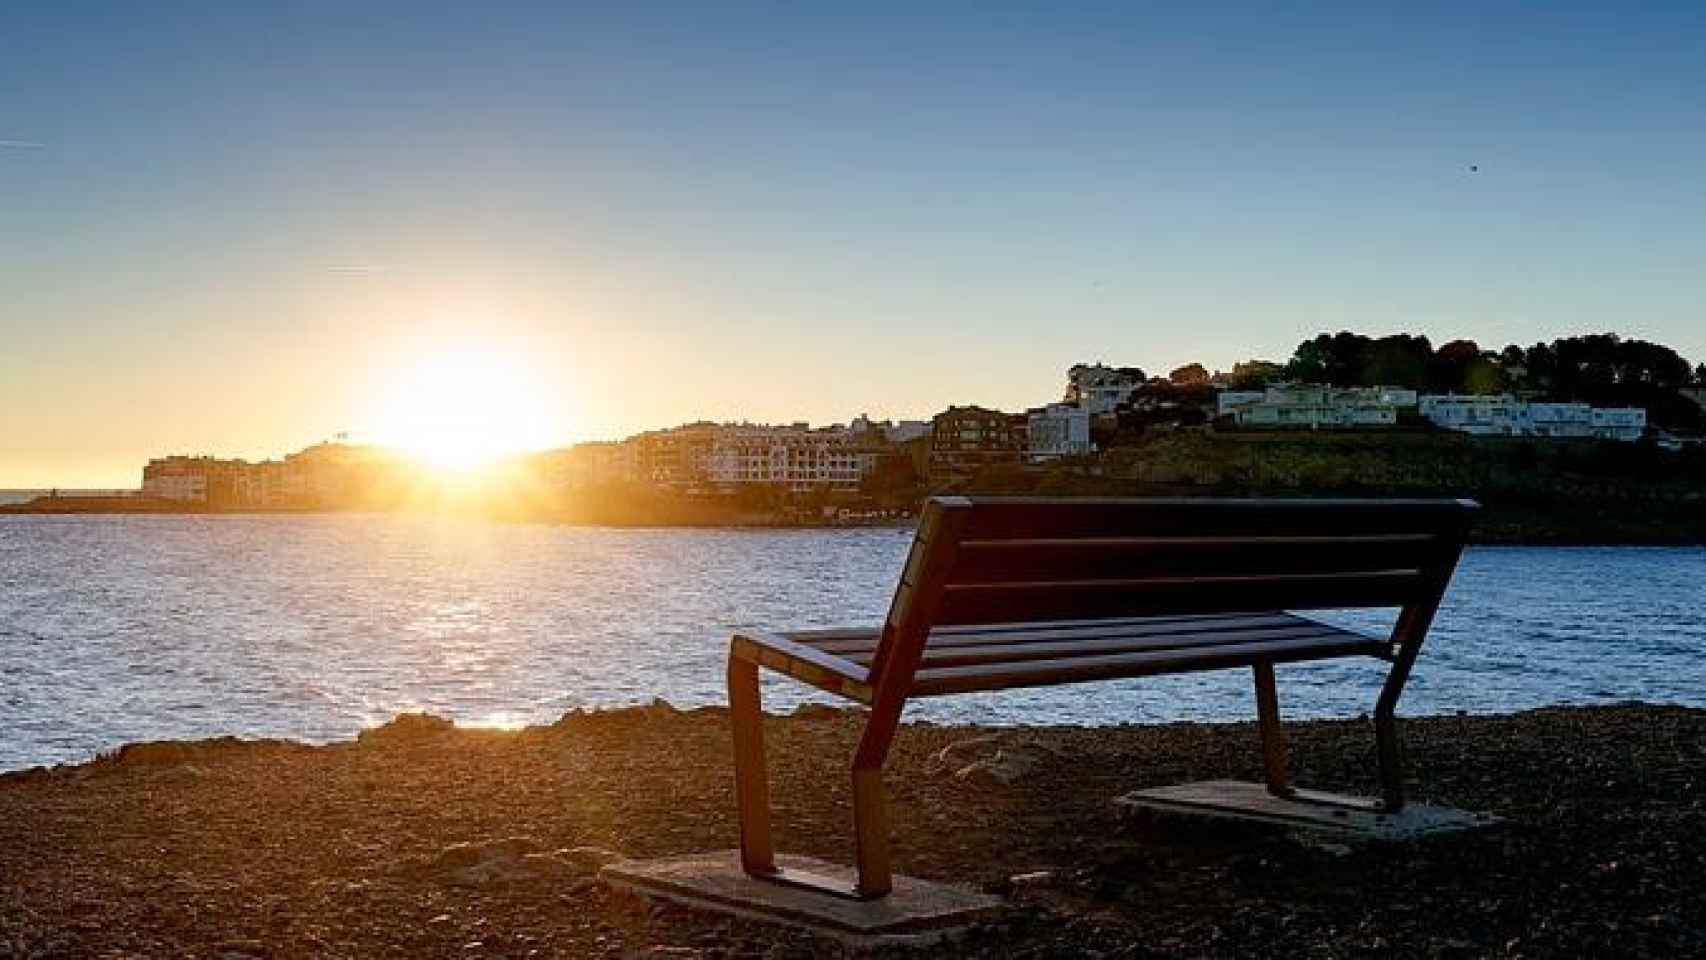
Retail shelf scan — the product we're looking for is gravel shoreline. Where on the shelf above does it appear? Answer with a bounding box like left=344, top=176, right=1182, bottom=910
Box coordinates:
left=2, top=703, right=1702, bottom=958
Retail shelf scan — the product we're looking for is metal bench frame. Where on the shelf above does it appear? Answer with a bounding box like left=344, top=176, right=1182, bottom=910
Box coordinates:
left=726, top=496, right=1477, bottom=899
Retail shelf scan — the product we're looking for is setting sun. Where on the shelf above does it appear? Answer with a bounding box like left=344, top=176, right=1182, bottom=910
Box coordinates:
left=368, top=345, right=559, bottom=470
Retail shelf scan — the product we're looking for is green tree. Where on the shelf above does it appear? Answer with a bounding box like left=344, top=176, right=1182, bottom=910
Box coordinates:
left=1287, top=332, right=1371, bottom=386
left=1361, top=335, right=1432, bottom=388
left=1169, top=362, right=1209, bottom=385
left=1227, top=360, right=1284, bottom=389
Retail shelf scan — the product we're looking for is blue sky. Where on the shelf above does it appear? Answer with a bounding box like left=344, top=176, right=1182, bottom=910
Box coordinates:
left=3, top=2, right=1704, bottom=484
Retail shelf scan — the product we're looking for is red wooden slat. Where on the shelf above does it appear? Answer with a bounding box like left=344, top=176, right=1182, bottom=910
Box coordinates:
left=856, top=624, right=1363, bottom=669
left=911, top=634, right=1388, bottom=696
left=790, top=612, right=1311, bottom=655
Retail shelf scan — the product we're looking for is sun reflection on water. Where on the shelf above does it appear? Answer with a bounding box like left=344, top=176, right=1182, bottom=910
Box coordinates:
left=463, top=711, right=529, bottom=731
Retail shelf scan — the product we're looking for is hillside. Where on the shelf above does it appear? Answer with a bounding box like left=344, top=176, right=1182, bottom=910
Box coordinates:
left=954, top=429, right=1706, bottom=544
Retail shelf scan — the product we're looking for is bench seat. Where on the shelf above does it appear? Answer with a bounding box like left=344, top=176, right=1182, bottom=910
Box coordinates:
left=736, top=612, right=1388, bottom=700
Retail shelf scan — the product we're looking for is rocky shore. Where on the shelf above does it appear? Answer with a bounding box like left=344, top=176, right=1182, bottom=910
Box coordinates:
left=2, top=703, right=1702, bottom=958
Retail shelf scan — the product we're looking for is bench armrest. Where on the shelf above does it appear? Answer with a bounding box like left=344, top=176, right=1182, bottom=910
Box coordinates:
left=731, top=631, right=875, bottom=704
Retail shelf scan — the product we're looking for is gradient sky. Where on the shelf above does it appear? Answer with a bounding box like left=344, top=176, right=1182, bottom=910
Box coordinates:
left=4, top=2, right=1704, bottom=486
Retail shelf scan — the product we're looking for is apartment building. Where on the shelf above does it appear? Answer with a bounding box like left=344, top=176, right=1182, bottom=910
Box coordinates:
left=623, top=421, right=872, bottom=491
left=1419, top=396, right=1647, bottom=441
left=1064, top=363, right=1146, bottom=415
left=141, top=456, right=230, bottom=501
left=705, top=423, right=866, bottom=490
left=930, top=405, right=1026, bottom=481
left=1025, top=403, right=1093, bottom=461
left=1220, top=385, right=1418, bottom=429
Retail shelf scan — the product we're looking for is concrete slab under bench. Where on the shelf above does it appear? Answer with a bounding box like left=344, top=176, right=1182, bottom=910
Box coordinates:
left=1115, top=779, right=1501, bottom=841
left=600, top=850, right=1005, bottom=948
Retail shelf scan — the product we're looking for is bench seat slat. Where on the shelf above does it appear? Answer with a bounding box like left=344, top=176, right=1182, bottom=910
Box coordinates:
left=786, top=612, right=1254, bottom=646
left=788, top=612, right=1321, bottom=655
left=847, top=624, right=1368, bottom=669
left=910, top=633, right=1389, bottom=696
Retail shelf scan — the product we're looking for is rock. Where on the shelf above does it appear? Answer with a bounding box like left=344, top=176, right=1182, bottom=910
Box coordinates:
left=934, top=732, right=1062, bottom=785
left=935, top=733, right=1063, bottom=786
left=359, top=713, right=455, bottom=744
left=109, top=741, right=196, bottom=767
left=559, top=845, right=626, bottom=871
left=954, top=747, right=1046, bottom=786
left=933, top=734, right=1005, bottom=769
left=1008, top=870, right=1057, bottom=889
left=639, top=697, right=679, bottom=719
left=418, top=838, right=624, bottom=887
left=424, top=837, right=546, bottom=886
left=789, top=702, right=843, bottom=720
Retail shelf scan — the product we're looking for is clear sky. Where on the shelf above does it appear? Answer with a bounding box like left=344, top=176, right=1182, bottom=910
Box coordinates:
left=4, top=2, right=1703, bottom=486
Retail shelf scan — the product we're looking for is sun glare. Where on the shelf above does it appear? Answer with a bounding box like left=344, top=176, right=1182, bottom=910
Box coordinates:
left=370, top=345, right=557, bottom=471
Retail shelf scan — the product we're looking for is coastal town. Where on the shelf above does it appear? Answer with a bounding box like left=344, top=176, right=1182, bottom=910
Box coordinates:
left=11, top=332, right=1702, bottom=519
left=135, top=366, right=1657, bottom=507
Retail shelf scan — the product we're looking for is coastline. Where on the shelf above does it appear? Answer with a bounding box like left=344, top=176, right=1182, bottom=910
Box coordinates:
left=3, top=500, right=1702, bottom=545
left=4, top=702, right=1702, bottom=956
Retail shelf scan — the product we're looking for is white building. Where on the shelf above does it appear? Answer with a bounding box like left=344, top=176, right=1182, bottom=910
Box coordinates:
left=1065, top=364, right=1146, bottom=415
left=1220, top=385, right=1417, bottom=429
left=1216, top=391, right=1266, bottom=417
left=1416, top=395, right=1517, bottom=436
left=628, top=421, right=874, bottom=492
left=1419, top=395, right=1646, bottom=441
left=1526, top=402, right=1595, bottom=438
left=706, top=423, right=867, bottom=490
left=1591, top=407, right=1647, bottom=442
left=1026, top=403, right=1093, bottom=461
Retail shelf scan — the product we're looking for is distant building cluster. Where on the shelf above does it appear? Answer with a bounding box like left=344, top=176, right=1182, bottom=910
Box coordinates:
left=141, top=443, right=397, bottom=505
left=536, top=417, right=928, bottom=493
left=138, top=359, right=1662, bottom=505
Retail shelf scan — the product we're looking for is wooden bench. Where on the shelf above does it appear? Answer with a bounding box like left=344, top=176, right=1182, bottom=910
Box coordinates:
left=726, top=496, right=1477, bottom=899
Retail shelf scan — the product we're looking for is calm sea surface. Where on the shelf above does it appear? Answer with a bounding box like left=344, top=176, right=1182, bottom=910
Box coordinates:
left=2, top=514, right=1703, bottom=770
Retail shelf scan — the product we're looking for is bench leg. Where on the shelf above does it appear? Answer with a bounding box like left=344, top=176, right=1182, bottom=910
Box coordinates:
left=1374, top=703, right=1404, bottom=813
left=851, top=766, right=891, bottom=897
left=1375, top=656, right=1414, bottom=812
left=1251, top=662, right=1292, bottom=798
left=848, top=690, right=910, bottom=898
left=727, top=647, right=900, bottom=900
left=1374, top=598, right=1443, bottom=813
left=728, top=656, right=778, bottom=877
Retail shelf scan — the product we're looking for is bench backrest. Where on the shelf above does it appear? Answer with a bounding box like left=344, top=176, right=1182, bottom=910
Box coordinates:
left=867, top=495, right=1477, bottom=685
